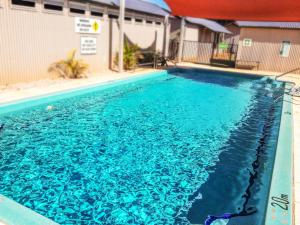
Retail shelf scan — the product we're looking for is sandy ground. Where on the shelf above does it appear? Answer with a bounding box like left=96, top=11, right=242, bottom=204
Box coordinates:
left=0, top=64, right=299, bottom=225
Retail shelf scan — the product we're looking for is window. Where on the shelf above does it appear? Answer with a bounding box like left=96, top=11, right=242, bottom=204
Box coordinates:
left=107, top=9, right=119, bottom=19
left=135, top=18, right=143, bottom=23
left=91, top=11, right=103, bottom=17
left=280, top=41, right=291, bottom=57
left=70, top=7, right=84, bottom=14
left=146, top=16, right=155, bottom=25
left=12, top=0, right=35, bottom=7
left=124, top=13, right=133, bottom=22
left=44, top=0, right=63, bottom=11
left=90, top=5, right=104, bottom=17
left=108, top=14, right=118, bottom=19
left=69, top=1, right=86, bottom=15
left=154, top=18, right=163, bottom=25
left=243, top=38, right=252, bottom=47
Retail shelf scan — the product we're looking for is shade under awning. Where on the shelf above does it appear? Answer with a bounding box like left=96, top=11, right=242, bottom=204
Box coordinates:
left=164, top=0, right=300, bottom=22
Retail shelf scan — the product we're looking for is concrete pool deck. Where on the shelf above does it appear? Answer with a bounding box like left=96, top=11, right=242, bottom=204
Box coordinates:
left=0, top=64, right=299, bottom=225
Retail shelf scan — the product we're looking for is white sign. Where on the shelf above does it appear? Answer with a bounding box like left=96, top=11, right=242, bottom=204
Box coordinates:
left=75, top=17, right=101, bottom=34
left=280, top=41, right=291, bottom=57
left=81, top=37, right=97, bottom=55
left=243, top=38, right=252, bottom=47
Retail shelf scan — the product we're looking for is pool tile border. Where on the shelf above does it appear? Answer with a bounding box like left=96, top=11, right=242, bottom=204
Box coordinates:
left=265, top=87, right=293, bottom=225
left=0, top=71, right=166, bottom=115
left=0, top=195, right=59, bottom=225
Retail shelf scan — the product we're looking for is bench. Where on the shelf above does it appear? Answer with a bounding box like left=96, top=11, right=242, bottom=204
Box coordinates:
left=235, top=60, right=260, bottom=70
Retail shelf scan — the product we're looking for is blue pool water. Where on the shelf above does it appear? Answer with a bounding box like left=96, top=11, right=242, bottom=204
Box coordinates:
left=0, top=69, right=285, bottom=225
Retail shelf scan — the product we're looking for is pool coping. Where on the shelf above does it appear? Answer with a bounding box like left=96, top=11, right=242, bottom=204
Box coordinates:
left=0, top=70, right=166, bottom=114
left=0, top=68, right=295, bottom=225
left=265, top=86, right=294, bottom=225
left=0, top=195, right=59, bottom=225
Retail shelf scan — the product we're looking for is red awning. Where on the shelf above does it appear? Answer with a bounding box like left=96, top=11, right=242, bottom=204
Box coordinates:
left=164, top=0, right=300, bottom=22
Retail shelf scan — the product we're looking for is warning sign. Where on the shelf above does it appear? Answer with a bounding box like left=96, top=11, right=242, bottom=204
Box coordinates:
left=75, top=17, right=101, bottom=34
left=81, top=37, right=97, bottom=55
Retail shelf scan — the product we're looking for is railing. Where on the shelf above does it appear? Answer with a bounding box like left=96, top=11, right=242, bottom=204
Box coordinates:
left=211, top=43, right=238, bottom=61
left=182, top=40, right=213, bottom=64
left=275, top=67, right=300, bottom=80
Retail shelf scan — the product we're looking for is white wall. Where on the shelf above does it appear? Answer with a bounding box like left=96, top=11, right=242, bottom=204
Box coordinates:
left=0, top=0, right=167, bottom=84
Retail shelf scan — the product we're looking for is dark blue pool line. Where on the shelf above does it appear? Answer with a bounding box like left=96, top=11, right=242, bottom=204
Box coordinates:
left=204, top=102, right=279, bottom=225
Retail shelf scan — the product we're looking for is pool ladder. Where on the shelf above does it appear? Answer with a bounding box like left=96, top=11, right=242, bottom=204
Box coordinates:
left=275, top=67, right=300, bottom=80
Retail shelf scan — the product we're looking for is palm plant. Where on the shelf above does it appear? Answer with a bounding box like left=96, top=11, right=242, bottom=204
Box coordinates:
left=48, top=50, right=89, bottom=79
left=115, top=41, right=143, bottom=70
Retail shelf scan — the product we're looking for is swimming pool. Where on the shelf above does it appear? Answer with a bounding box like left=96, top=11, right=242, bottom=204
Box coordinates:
left=0, top=68, right=289, bottom=225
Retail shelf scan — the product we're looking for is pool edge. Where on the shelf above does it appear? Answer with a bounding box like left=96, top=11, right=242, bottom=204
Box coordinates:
left=265, top=88, right=293, bottom=225
left=0, top=70, right=167, bottom=115
left=0, top=195, right=59, bottom=225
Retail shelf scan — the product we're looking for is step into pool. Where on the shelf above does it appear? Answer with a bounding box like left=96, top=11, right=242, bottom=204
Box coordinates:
left=0, top=68, right=292, bottom=225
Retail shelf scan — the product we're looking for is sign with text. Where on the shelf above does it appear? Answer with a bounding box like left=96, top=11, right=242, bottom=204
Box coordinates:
left=81, top=37, right=97, bottom=55
left=75, top=17, right=101, bottom=34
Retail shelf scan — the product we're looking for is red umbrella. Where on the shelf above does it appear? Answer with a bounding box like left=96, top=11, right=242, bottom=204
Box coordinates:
left=164, top=0, right=300, bottom=22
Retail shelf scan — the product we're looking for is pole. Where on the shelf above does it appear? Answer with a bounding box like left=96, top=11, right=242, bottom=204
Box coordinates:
left=118, top=0, right=125, bottom=73
left=163, top=15, right=170, bottom=57
left=177, top=17, right=185, bottom=63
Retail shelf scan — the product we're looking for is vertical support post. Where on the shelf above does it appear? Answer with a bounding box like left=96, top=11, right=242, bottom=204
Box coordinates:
left=118, top=0, right=125, bottom=73
left=177, top=17, right=185, bottom=63
left=163, top=15, right=170, bottom=57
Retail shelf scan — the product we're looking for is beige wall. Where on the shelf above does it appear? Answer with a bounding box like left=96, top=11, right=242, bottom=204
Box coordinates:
left=184, top=24, right=213, bottom=43
left=184, top=24, right=200, bottom=41
left=237, top=27, right=300, bottom=73
left=0, top=0, right=166, bottom=85
left=110, top=16, right=166, bottom=69
left=224, top=23, right=240, bottom=44
left=169, top=18, right=214, bottom=43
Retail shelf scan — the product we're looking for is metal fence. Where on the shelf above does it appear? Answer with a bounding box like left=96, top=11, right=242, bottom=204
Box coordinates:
left=168, top=39, right=179, bottom=60
left=182, top=40, right=213, bottom=64
left=181, top=39, right=300, bottom=74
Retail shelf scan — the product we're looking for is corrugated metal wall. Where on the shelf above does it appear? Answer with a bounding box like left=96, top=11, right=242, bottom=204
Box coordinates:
left=0, top=0, right=166, bottom=85
left=237, top=27, right=300, bottom=74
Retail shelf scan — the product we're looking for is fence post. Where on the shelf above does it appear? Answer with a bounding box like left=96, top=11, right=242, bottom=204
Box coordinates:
left=118, top=0, right=125, bottom=73
left=177, top=17, right=185, bottom=63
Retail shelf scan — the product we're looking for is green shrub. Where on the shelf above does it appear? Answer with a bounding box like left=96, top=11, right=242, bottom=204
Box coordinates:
left=48, top=49, right=89, bottom=79
left=115, top=41, right=143, bottom=70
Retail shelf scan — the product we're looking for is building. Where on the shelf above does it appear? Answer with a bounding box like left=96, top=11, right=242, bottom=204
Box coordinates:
left=169, top=16, right=231, bottom=63
left=231, top=21, right=300, bottom=73
left=0, top=0, right=169, bottom=85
